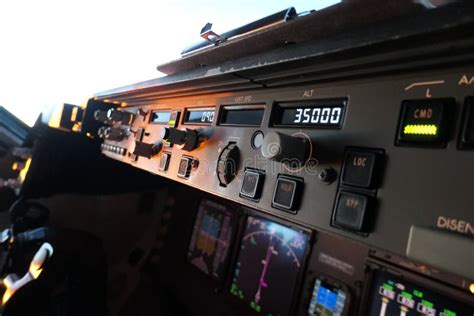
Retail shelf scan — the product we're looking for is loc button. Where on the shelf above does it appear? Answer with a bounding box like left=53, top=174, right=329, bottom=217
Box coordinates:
left=342, top=149, right=383, bottom=189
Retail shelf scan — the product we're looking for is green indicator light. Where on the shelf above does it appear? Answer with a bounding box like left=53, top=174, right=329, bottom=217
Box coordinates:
left=403, top=124, right=438, bottom=136
left=230, top=283, right=238, bottom=296
left=413, top=290, right=423, bottom=298
left=250, top=301, right=262, bottom=313
left=383, top=284, right=394, bottom=291
left=444, top=309, right=457, bottom=316
left=402, top=291, right=413, bottom=300
left=421, top=300, right=433, bottom=308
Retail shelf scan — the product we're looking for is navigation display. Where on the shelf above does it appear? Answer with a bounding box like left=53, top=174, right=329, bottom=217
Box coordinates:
left=230, top=215, right=310, bottom=315
left=187, top=199, right=236, bottom=279
left=367, top=270, right=474, bottom=316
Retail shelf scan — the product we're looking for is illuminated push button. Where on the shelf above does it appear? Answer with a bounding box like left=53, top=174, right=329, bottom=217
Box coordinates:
left=459, top=97, right=474, bottom=149
left=177, top=156, right=192, bottom=179
left=333, top=192, right=372, bottom=232
left=342, top=150, right=382, bottom=189
left=240, top=169, right=264, bottom=201
left=159, top=152, right=171, bottom=171
left=396, top=98, right=455, bottom=146
left=271, top=175, right=303, bottom=213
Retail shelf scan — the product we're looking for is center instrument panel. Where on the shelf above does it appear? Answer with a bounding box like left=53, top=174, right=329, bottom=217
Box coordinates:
left=92, top=65, right=474, bottom=314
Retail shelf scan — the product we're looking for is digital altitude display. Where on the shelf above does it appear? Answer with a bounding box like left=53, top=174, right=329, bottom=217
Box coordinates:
left=308, top=279, right=347, bottom=316
left=367, top=270, right=474, bottom=316
left=184, top=108, right=215, bottom=125
left=273, top=99, right=347, bottom=128
left=187, top=199, right=236, bottom=279
left=230, top=215, right=310, bottom=316
left=150, top=110, right=171, bottom=124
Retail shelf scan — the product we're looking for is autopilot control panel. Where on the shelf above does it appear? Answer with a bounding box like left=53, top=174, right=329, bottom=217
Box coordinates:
left=89, top=65, right=474, bottom=314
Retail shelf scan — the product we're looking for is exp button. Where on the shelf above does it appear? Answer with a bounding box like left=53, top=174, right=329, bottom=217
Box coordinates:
left=332, top=191, right=372, bottom=233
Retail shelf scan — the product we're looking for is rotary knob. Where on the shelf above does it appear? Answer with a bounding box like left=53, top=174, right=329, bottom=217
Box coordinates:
left=261, top=132, right=308, bottom=165
left=132, top=141, right=163, bottom=159
left=106, top=109, right=135, bottom=125
left=217, top=143, right=240, bottom=187
left=99, top=127, right=126, bottom=141
left=161, top=127, right=212, bottom=151
left=161, top=127, right=186, bottom=145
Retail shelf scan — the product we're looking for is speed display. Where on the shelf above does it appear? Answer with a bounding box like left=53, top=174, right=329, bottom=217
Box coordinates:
left=273, top=99, right=347, bottom=128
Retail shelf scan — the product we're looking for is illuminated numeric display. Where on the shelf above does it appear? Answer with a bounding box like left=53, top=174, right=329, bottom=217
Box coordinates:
left=273, top=99, right=347, bottom=128
left=184, top=108, right=215, bottom=125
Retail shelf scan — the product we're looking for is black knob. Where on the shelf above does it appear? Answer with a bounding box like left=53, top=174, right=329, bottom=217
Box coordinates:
left=133, top=141, right=163, bottom=159
left=261, top=132, right=308, bottom=165
left=318, top=168, right=337, bottom=184
left=106, top=109, right=135, bottom=125
left=217, top=143, right=240, bottom=187
left=161, top=127, right=186, bottom=145
left=103, top=127, right=126, bottom=141
left=94, top=110, right=109, bottom=123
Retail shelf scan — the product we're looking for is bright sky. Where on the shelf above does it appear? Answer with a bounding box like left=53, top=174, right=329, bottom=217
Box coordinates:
left=0, top=0, right=339, bottom=126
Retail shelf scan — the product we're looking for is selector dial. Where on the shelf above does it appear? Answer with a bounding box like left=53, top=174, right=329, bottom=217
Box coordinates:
left=217, top=143, right=240, bottom=187
left=161, top=127, right=187, bottom=145
left=98, top=126, right=126, bottom=141
left=106, top=109, right=135, bottom=125
left=261, top=131, right=308, bottom=165
left=161, top=127, right=212, bottom=151
left=132, top=141, right=163, bottom=159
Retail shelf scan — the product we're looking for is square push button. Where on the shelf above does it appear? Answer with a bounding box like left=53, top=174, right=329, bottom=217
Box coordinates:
left=342, top=149, right=382, bottom=189
left=396, top=98, right=455, bottom=147
left=272, top=175, right=303, bottom=213
left=159, top=152, right=171, bottom=171
left=240, top=169, right=264, bottom=201
left=177, top=156, right=192, bottom=179
left=333, top=191, right=372, bottom=232
left=459, top=97, right=474, bottom=149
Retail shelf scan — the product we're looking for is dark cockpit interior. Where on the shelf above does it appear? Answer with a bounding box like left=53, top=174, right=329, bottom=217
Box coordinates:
left=0, top=1, right=473, bottom=315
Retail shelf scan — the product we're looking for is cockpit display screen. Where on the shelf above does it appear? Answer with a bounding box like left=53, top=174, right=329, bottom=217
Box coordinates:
left=230, top=215, right=310, bottom=315
left=367, top=270, right=474, bottom=316
left=308, top=279, right=347, bottom=316
left=187, top=199, right=236, bottom=280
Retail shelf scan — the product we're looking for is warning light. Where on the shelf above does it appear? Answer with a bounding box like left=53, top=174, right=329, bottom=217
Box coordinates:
left=403, top=124, right=438, bottom=136
left=470, top=283, right=474, bottom=294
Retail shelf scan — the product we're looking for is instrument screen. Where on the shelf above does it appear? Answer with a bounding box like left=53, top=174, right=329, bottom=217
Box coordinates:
left=230, top=215, right=310, bottom=315
left=367, top=270, right=474, bottom=316
left=187, top=199, right=236, bottom=279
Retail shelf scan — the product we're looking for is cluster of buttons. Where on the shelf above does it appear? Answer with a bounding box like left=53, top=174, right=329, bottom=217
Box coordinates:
left=332, top=148, right=384, bottom=234
left=101, top=143, right=127, bottom=156
left=239, top=168, right=303, bottom=214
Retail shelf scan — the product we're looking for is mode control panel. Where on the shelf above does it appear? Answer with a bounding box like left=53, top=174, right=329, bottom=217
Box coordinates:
left=96, top=67, right=474, bottom=282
